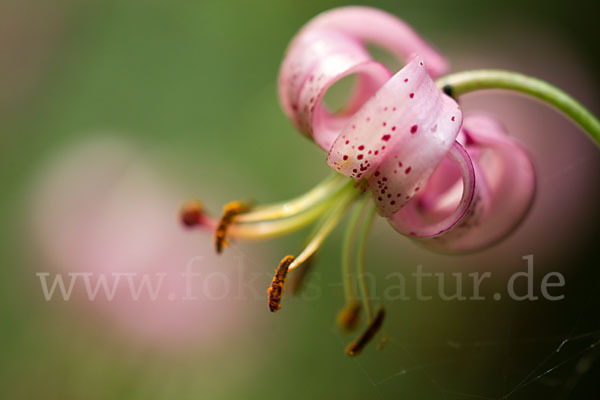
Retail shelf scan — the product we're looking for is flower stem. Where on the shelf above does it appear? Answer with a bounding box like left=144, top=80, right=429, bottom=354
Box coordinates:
left=436, top=70, right=600, bottom=146
left=356, top=201, right=377, bottom=323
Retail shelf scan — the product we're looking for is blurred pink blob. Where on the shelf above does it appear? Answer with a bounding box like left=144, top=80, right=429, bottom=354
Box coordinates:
left=31, top=137, right=262, bottom=349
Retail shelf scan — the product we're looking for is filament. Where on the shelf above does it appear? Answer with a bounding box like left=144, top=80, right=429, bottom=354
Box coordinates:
left=356, top=201, right=377, bottom=322
left=287, top=188, right=360, bottom=272
left=235, top=173, right=347, bottom=223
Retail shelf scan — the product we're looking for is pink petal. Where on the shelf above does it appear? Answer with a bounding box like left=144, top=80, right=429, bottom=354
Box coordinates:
left=327, top=57, right=462, bottom=216
left=278, top=28, right=391, bottom=150
left=390, top=114, right=536, bottom=252
left=278, top=6, right=449, bottom=151
left=389, top=140, right=486, bottom=240
left=305, top=6, right=448, bottom=78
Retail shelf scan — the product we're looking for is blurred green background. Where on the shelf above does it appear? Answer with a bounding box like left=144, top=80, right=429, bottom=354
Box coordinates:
left=2, top=0, right=600, bottom=399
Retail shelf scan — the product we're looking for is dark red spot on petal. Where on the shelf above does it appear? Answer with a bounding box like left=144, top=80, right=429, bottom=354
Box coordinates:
left=357, top=154, right=363, bottom=160
left=410, top=125, right=418, bottom=134
left=409, top=93, right=414, bottom=98
left=343, top=155, right=348, bottom=160
left=405, top=166, right=412, bottom=174
left=381, top=134, right=391, bottom=141
left=358, top=145, right=365, bottom=151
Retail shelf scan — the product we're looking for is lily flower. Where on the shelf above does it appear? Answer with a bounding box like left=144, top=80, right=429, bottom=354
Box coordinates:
left=182, top=6, right=600, bottom=355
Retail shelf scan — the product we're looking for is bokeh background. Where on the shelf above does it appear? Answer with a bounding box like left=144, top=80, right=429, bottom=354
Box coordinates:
left=1, top=0, right=600, bottom=399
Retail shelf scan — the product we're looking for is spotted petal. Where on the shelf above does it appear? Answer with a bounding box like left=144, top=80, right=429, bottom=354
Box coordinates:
left=278, top=6, right=448, bottom=151
left=390, top=114, right=536, bottom=252
left=327, top=57, right=462, bottom=216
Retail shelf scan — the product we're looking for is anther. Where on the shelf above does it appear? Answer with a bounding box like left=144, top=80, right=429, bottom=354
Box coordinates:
left=336, top=301, right=361, bottom=332
left=215, top=201, right=251, bottom=253
left=267, top=255, right=294, bottom=312
left=180, top=200, right=204, bottom=227
left=345, top=307, right=386, bottom=356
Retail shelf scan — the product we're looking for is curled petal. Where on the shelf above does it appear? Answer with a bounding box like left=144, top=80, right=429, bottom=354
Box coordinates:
left=278, top=6, right=448, bottom=151
left=278, top=27, right=391, bottom=150
left=304, top=6, right=448, bottom=78
left=390, top=115, right=536, bottom=252
left=327, top=57, right=462, bottom=216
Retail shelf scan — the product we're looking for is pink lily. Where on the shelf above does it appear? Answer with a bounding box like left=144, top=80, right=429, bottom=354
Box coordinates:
left=182, top=6, right=600, bottom=355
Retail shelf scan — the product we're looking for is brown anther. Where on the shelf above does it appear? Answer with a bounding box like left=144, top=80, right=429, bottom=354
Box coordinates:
left=288, top=253, right=316, bottom=295
left=336, top=301, right=361, bottom=332
left=180, top=200, right=204, bottom=227
left=215, top=201, right=251, bottom=253
left=345, top=307, right=386, bottom=356
left=267, top=255, right=294, bottom=312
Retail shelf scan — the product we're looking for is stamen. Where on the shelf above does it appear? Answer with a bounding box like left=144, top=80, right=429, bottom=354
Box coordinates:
left=223, top=180, right=358, bottom=242
left=341, top=198, right=369, bottom=305
left=180, top=200, right=204, bottom=227
left=345, top=307, right=386, bottom=356
left=268, top=255, right=294, bottom=312
left=336, top=301, right=361, bottom=332
left=288, top=189, right=360, bottom=271
left=288, top=253, right=315, bottom=295
left=356, top=202, right=377, bottom=322
left=236, top=173, right=347, bottom=223
left=215, top=201, right=252, bottom=253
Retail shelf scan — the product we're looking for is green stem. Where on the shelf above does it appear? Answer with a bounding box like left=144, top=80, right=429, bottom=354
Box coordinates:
left=341, top=197, right=369, bottom=303
left=356, top=201, right=377, bottom=323
left=436, top=70, right=600, bottom=146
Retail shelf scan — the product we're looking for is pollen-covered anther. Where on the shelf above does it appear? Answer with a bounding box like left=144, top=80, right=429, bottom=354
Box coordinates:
left=336, top=301, right=361, bottom=332
left=215, top=201, right=252, bottom=253
left=267, top=255, right=294, bottom=312
left=345, top=306, right=386, bottom=356
left=180, top=200, right=205, bottom=227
